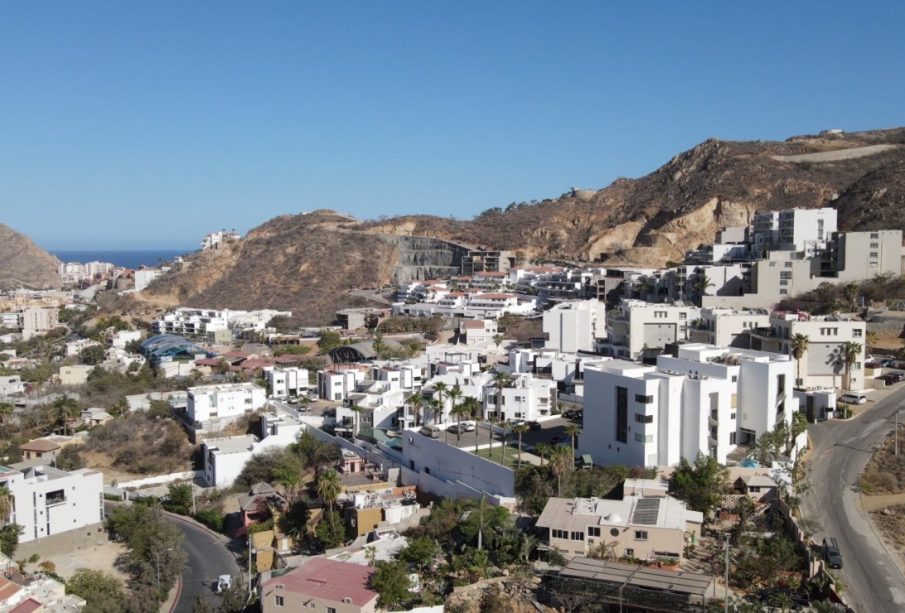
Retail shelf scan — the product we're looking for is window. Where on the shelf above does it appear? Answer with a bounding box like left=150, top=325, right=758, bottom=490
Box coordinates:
left=779, top=289, right=788, bottom=295
left=625, top=548, right=635, bottom=557
left=780, top=271, right=792, bottom=280
left=327, top=608, right=337, bottom=613
left=635, top=413, right=653, bottom=424
left=730, top=432, right=737, bottom=444
left=45, top=489, right=65, bottom=506
left=588, top=526, right=601, bottom=537
left=769, top=262, right=777, bottom=267
left=871, top=232, right=879, bottom=239
left=634, top=433, right=653, bottom=443
left=853, top=329, right=863, bottom=338
left=275, top=595, right=284, bottom=607
left=635, top=393, right=653, bottom=404
left=571, top=531, right=585, bottom=541
left=635, top=530, right=649, bottom=541
left=679, top=312, right=687, bottom=320
left=870, top=252, right=878, bottom=259
left=748, top=486, right=761, bottom=493
left=870, top=243, right=879, bottom=249
left=616, top=387, right=628, bottom=443
left=654, top=311, right=667, bottom=319
left=552, top=529, right=568, bottom=539
left=784, top=262, right=793, bottom=268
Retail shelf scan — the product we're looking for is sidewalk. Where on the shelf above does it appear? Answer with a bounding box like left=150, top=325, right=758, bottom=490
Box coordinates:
left=159, top=578, right=181, bottom=613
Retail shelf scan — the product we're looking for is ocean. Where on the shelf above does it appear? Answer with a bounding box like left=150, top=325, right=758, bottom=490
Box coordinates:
left=51, top=249, right=193, bottom=269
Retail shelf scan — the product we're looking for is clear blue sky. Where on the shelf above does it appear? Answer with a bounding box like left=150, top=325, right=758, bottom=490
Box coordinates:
left=2, top=1, right=903, bottom=249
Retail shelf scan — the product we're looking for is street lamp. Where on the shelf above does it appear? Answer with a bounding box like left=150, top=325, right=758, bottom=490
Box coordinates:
left=155, top=547, right=174, bottom=595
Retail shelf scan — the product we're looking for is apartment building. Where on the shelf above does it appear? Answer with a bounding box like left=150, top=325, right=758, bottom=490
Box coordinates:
left=0, top=464, right=104, bottom=544
left=825, top=229, right=904, bottom=280
left=264, top=366, right=310, bottom=399
left=0, top=375, right=25, bottom=398
left=187, top=382, right=267, bottom=430
left=688, top=308, right=771, bottom=348
left=752, top=207, right=837, bottom=256
left=318, top=365, right=368, bottom=401
left=483, top=373, right=557, bottom=422
left=260, top=558, right=378, bottom=613
left=21, top=307, right=59, bottom=341
left=536, top=494, right=703, bottom=561
left=602, top=300, right=701, bottom=360
left=581, top=345, right=797, bottom=467
left=543, top=299, right=606, bottom=353
left=459, top=318, right=498, bottom=345
left=134, top=268, right=163, bottom=292
left=749, top=312, right=867, bottom=391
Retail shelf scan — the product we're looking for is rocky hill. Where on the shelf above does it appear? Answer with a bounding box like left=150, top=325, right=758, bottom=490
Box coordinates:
left=0, top=223, right=61, bottom=290
left=141, top=128, right=905, bottom=324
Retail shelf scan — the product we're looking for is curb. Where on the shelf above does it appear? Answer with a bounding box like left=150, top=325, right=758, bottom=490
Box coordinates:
left=165, top=576, right=183, bottom=613
left=161, top=510, right=234, bottom=547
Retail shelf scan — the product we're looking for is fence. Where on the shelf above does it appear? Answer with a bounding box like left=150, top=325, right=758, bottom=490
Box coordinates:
left=116, top=469, right=201, bottom=490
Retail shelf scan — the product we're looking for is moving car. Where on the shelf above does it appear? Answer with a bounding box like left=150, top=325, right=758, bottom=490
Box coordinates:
left=216, top=574, right=232, bottom=593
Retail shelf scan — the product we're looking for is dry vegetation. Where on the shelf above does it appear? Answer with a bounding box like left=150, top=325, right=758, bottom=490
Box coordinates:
left=870, top=504, right=905, bottom=554
left=860, top=430, right=905, bottom=494
left=79, top=413, right=193, bottom=475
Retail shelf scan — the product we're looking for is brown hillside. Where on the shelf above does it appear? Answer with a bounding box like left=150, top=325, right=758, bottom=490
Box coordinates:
left=142, top=128, right=905, bottom=324
left=0, top=223, right=61, bottom=290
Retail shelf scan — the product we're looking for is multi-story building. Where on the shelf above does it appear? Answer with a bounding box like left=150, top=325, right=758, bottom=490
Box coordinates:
left=688, top=308, right=771, bottom=348
left=264, top=366, right=309, bottom=399
left=0, top=375, right=25, bottom=399
left=752, top=207, right=837, bottom=256
left=823, top=230, right=904, bottom=281
left=483, top=373, right=557, bottom=422
left=749, top=312, right=867, bottom=391
left=318, top=365, right=368, bottom=402
left=581, top=344, right=797, bottom=467
left=133, top=268, right=163, bottom=292
left=602, top=300, right=701, bottom=361
left=0, top=464, right=104, bottom=544
left=187, top=382, right=267, bottom=430
left=536, top=493, right=703, bottom=561
left=21, top=307, right=59, bottom=340
left=260, top=558, right=379, bottom=613
left=201, top=230, right=241, bottom=251
left=458, top=318, right=498, bottom=345
left=543, top=299, right=606, bottom=354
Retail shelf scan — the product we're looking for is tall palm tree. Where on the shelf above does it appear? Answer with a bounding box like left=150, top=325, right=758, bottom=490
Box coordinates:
left=52, top=394, right=79, bottom=436
left=451, top=402, right=471, bottom=445
left=491, top=371, right=510, bottom=425
left=316, top=469, right=342, bottom=511
left=789, top=334, right=809, bottom=388
left=447, top=386, right=463, bottom=424
left=535, top=442, right=551, bottom=467
left=549, top=445, right=572, bottom=496
left=841, top=283, right=860, bottom=313
left=866, top=330, right=878, bottom=354
left=407, top=393, right=425, bottom=428
left=512, top=423, right=529, bottom=468
left=563, top=424, right=581, bottom=465
left=0, top=484, right=11, bottom=526
left=692, top=273, right=714, bottom=302
left=841, top=341, right=863, bottom=390
left=432, top=382, right=449, bottom=424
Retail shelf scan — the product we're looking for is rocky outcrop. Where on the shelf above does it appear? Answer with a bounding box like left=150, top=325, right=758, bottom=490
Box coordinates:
left=389, top=236, right=470, bottom=283
left=0, top=224, right=61, bottom=290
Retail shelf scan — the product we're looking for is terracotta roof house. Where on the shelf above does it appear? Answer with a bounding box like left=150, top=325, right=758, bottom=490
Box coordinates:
left=261, top=558, right=378, bottom=613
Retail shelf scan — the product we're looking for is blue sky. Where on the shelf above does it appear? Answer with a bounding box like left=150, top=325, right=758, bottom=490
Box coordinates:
left=1, top=2, right=903, bottom=249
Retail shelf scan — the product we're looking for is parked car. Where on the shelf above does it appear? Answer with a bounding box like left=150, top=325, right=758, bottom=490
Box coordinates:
left=839, top=392, right=868, bottom=405
left=527, top=421, right=542, bottom=431
left=461, top=421, right=477, bottom=432
left=880, top=373, right=905, bottom=385
left=823, top=537, right=843, bottom=569
left=419, top=425, right=441, bottom=439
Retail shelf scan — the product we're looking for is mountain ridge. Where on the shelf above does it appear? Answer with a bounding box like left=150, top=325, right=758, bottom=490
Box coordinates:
left=0, top=224, right=62, bottom=291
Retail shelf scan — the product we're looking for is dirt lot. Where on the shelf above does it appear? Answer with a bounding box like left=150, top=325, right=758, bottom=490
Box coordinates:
left=860, top=428, right=905, bottom=494
left=26, top=539, right=130, bottom=582
left=871, top=504, right=905, bottom=555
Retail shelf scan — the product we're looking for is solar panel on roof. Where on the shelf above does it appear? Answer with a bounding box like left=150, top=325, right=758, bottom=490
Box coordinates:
left=631, top=497, right=661, bottom=526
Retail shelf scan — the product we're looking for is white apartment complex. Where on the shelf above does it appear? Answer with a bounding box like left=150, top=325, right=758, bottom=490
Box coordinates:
left=543, top=299, right=606, bottom=353
left=0, top=464, right=104, bottom=544
left=187, top=382, right=267, bottom=430
left=603, top=299, right=701, bottom=360
left=688, top=308, right=772, bottom=348
left=483, top=372, right=557, bottom=422
left=581, top=345, right=797, bottom=467
left=264, top=366, right=310, bottom=399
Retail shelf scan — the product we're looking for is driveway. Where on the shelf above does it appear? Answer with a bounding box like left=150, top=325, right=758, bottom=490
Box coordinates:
left=520, top=416, right=580, bottom=449
left=802, top=383, right=905, bottom=612
left=166, top=514, right=242, bottom=612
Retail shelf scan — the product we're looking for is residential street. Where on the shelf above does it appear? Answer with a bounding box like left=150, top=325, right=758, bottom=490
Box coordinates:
left=802, top=384, right=905, bottom=612
left=167, top=514, right=242, bottom=613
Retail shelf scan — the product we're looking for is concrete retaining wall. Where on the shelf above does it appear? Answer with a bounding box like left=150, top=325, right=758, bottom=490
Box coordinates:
left=14, top=522, right=108, bottom=560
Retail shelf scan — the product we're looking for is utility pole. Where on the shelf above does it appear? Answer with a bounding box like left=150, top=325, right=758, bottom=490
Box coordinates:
left=724, top=533, right=730, bottom=613
left=247, top=531, right=253, bottom=595
left=477, top=492, right=485, bottom=551
left=897, top=411, right=900, bottom=458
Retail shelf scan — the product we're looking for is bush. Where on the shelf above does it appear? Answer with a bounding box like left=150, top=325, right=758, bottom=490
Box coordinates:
left=194, top=509, right=224, bottom=533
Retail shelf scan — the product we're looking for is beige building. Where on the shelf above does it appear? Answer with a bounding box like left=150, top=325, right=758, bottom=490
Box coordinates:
left=260, top=558, right=378, bottom=613
left=21, top=307, right=59, bottom=341
left=536, top=494, right=703, bottom=562
left=57, top=365, right=94, bottom=387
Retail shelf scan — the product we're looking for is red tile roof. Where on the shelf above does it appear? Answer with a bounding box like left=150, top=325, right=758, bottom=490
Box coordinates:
left=240, top=359, right=274, bottom=370
left=472, top=293, right=514, bottom=300
left=0, top=576, right=22, bottom=602
left=20, top=439, right=60, bottom=452
left=273, top=355, right=302, bottom=364
left=263, top=558, right=377, bottom=607
left=9, top=598, right=41, bottom=613
left=461, top=320, right=486, bottom=329
left=195, top=358, right=222, bottom=367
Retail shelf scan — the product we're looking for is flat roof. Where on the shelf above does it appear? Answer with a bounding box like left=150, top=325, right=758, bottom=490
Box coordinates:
left=560, top=557, right=715, bottom=597
left=205, top=434, right=259, bottom=454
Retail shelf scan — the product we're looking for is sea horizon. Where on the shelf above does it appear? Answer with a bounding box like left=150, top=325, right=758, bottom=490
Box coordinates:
left=50, top=248, right=194, bottom=269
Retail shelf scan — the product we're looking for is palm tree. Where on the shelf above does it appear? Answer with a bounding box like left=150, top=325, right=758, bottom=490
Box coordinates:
left=535, top=443, right=551, bottom=467
left=789, top=334, right=809, bottom=388
left=866, top=330, right=878, bottom=354
left=0, top=484, right=11, bottom=526
left=0, top=402, right=13, bottom=426
left=841, top=283, right=860, bottom=312
left=549, top=445, right=572, bottom=496
left=447, top=386, right=463, bottom=424
left=692, top=273, right=714, bottom=303
left=564, top=425, right=581, bottom=466
left=316, top=469, right=342, bottom=511
left=407, top=393, right=425, bottom=428
left=841, top=341, right=863, bottom=390
left=451, top=402, right=471, bottom=445
left=52, top=394, right=79, bottom=436
left=491, top=371, right=510, bottom=425
left=433, top=382, right=449, bottom=424
left=512, top=423, right=529, bottom=468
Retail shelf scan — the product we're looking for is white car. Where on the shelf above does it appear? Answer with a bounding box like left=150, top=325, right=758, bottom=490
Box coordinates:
left=460, top=420, right=477, bottom=432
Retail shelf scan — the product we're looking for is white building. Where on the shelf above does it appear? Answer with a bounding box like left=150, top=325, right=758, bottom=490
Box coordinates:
left=264, top=366, right=310, bottom=399
left=21, top=307, right=59, bottom=340
left=0, top=375, right=25, bottom=398
left=483, top=372, right=557, bottom=422
left=581, top=344, right=798, bottom=467
left=111, top=329, right=142, bottom=349
left=689, top=308, right=772, bottom=348
left=0, top=464, right=104, bottom=544
left=201, top=230, right=241, bottom=251
left=752, top=207, right=837, bottom=256
left=134, top=268, right=163, bottom=292
left=57, top=364, right=94, bottom=387
left=458, top=319, right=498, bottom=345
left=65, top=338, right=101, bottom=357
left=187, top=382, right=267, bottom=430
left=603, top=300, right=701, bottom=360
left=749, top=312, right=867, bottom=391
left=317, top=365, right=368, bottom=402
left=543, top=299, right=606, bottom=354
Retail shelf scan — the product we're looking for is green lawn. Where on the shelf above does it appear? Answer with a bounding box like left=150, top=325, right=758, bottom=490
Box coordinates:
left=473, top=445, right=526, bottom=468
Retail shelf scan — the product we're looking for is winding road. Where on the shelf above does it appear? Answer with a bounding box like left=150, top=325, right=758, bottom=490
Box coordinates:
left=802, top=384, right=905, bottom=612
left=166, top=513, right=241, bottom=613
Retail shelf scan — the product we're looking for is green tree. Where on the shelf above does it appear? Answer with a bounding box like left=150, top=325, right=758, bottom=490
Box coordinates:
left=55, top=444, right=85, bottom=470
left=399, top=536, right=441, bottom=574
left=667, top=453, right=729, bottom=516
left=841, top=341, right=863, bottom=390
left=280, top=499, right=311, bottom=544
left=790, top=333, right=809, bottom=388
left=316, top=329, right=343, bottom=353
left=51, top=393, right=79, bottom=435
left=370, top=560, right=412, bottom=609
left=0, top=484, right=11, bottom=525
left=432, top=382, right=449, bottom=424
left=534, top=442, right=551, bottom=467
left=451, top=401, right=471, bottom=446
left=164, top=483, right=193, bottom=515
left=406, top=393, right=425, bottom=428
left=315, top=508, right=345, bottom=550
left=0, top=524, right=20, bottom=559
left=563, top=424, right=581, bottom=466
left=549, top=445, right=572, bottom=496
left=841, top=283, right=860, bottom=312
left=79, top=344, right=107, bottom=366
left=67, top=568, right=128, bottom=613
left=0, top=402, right=13, bottom=425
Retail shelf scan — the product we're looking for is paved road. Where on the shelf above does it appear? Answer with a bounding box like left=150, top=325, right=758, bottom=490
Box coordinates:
left=168, top=515, right=242, bottom=613
left=802, top=384, right=905, bottom=612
